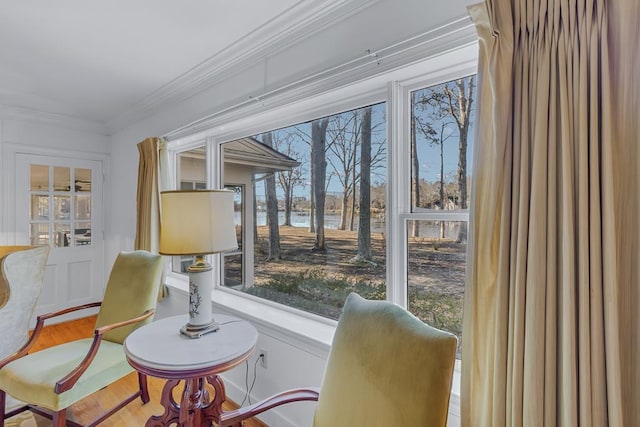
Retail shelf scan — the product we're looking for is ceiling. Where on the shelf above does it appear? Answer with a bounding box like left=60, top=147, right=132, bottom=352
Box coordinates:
left=0, top=0, right=344, bottom=131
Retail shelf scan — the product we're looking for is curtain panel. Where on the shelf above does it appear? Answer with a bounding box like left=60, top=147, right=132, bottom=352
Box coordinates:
left=463, top=1, right=639, bottom=426
left=135, top=137, right=170, bottom=299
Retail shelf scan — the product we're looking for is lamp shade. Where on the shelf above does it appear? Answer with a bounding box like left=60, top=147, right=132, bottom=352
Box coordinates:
left=159, top=190, right=238, bottom=256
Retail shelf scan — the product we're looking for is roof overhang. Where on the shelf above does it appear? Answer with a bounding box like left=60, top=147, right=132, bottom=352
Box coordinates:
left=223, top=137, right=300, bottom=174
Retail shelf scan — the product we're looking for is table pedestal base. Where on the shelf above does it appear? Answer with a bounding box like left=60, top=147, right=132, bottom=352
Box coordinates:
left=146, top=375, right=226, bottom=427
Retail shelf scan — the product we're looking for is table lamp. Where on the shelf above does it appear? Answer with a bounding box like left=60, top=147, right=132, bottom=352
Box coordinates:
left=160, top=190, right=238, bottom=338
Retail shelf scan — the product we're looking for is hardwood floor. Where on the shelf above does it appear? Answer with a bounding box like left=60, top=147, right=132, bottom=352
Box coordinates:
left=15, top=315, right=267, bottom=427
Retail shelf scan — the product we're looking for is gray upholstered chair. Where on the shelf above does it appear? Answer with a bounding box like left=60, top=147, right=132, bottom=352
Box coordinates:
left=220, top=292, right=458, bottom=427
left=0, top=250, right=163, bottom=427
left=0, top=246, right=50, bottom=414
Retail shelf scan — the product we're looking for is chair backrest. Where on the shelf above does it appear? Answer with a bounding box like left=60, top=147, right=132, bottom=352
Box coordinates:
left=0, top=246, right=49, bottom=360
left=313, top=293, right=457, bottom=427
left=95, top=250, right=163, bottom=344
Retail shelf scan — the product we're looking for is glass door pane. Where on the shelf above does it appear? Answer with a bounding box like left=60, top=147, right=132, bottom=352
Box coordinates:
left=28, top=164, right=94, bottom=247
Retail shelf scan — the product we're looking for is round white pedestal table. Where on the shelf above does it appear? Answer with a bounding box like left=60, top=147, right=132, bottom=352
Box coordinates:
left=124, top=314, right=258, bottom=427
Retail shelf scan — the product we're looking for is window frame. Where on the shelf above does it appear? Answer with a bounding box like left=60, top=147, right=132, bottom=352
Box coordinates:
left=387, top=64, right=476, bottom=308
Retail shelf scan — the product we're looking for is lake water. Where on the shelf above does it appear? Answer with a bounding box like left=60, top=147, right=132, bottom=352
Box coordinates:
left=249, top=211, right=461, bottom=239
left=252, top=211, right=386, bottom=233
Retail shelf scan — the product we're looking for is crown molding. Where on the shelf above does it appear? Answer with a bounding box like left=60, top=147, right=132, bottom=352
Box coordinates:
left=164, top=15, right=477, bottom=141
left=106, top=0, right=381, bottom=133
left=0, top=105, right=109, bottom=135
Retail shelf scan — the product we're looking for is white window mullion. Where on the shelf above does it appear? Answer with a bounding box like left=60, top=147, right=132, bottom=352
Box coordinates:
left=207, top=136, right=218, bottom=189
left=387, top=80, right=409, bottom=308
left=208, top=136, right=223, bottom=289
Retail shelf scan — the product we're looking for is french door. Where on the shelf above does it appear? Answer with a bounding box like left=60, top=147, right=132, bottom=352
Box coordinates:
left=15, top=153, right=104, bottom=321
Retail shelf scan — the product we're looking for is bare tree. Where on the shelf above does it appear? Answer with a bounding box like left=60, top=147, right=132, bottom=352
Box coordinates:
left=411, top=91, right=437, bottom=236
left=442, top=76, right=474, bottom=243
left=413, top=78, right=473, bottom=240
left=325, top=107, right=386, bottom=233
left=326, top=111, right=358, bottom=231
left=292, top=124, right=317, bottom=233
left=272, top=130, right=306, bottom=226
left=311, top=118, right=329, bottom=251
left=261, top=132, right=281, bottom=260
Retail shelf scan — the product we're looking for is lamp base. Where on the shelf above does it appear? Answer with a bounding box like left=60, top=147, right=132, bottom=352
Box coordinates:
left=180, top=321, right=220, bottom=339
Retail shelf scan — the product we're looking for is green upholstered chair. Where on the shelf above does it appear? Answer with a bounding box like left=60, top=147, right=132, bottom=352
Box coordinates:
left=0, top=250, right=163, bottom=427
left=219, top=292, right=458, bottom=427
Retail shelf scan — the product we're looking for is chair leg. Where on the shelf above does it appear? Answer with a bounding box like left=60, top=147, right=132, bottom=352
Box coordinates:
left=0, top=390, right=5, bottom=427
left=52, top=409, right=66, bottom=427
left=138, top=372, right=150, bottom=404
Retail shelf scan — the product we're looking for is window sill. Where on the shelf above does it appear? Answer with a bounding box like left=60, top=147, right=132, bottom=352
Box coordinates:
left=164, top=277, right=461, bottom=424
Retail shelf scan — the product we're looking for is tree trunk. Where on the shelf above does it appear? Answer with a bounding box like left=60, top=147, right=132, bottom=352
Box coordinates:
left=283, top=175, right=292, bottom=226
left=349, top=176, right=356, bottom=232
left=308, top=144, right=315, bottom=233
left=338, top=190, right=349, bottom=230
left=439, top=124, right=446, bottom=239
left=456, top=128, right=468, bottom=243
left=356, top=107, right=372, bottom=260
left=439, top=126, right=445, bottom=211
left=308, top=187, right=315, bottom=233
left=312, top=119, right=329, bottom=251
left=262, top=132, right=281, bottom=260
left=457, top=126, right=468, bottom=211
left=349, top=111, right=358, bottom=232
left=411, top=96, right=420, bottom=237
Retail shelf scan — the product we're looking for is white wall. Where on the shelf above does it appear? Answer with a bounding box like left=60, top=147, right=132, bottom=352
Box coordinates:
left=0, top=118, right=109, bottom=154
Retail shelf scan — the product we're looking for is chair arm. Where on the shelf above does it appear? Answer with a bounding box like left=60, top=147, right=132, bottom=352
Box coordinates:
left=219, top=387, right=320, bottom=427
left=0, top=302, right=103, bottom=369
left=54, top=309, right=155, bottom=394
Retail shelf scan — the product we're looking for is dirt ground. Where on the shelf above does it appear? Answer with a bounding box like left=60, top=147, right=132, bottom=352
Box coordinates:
left=253, top=225, right=466, bottom=296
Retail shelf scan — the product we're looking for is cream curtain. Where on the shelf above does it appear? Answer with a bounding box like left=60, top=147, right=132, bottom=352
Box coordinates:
left=463, top=1, right=639, bottom=426
left=135, top=137, right=170, bottom=299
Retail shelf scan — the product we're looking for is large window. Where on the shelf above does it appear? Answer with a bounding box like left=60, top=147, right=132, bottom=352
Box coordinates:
left=165, top=64, right=476, bottom=360
left=221, top=102, right=387, bottom=319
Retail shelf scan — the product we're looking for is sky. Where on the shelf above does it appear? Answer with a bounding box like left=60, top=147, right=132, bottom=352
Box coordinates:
left=251, top=75, right=476, bottom=202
